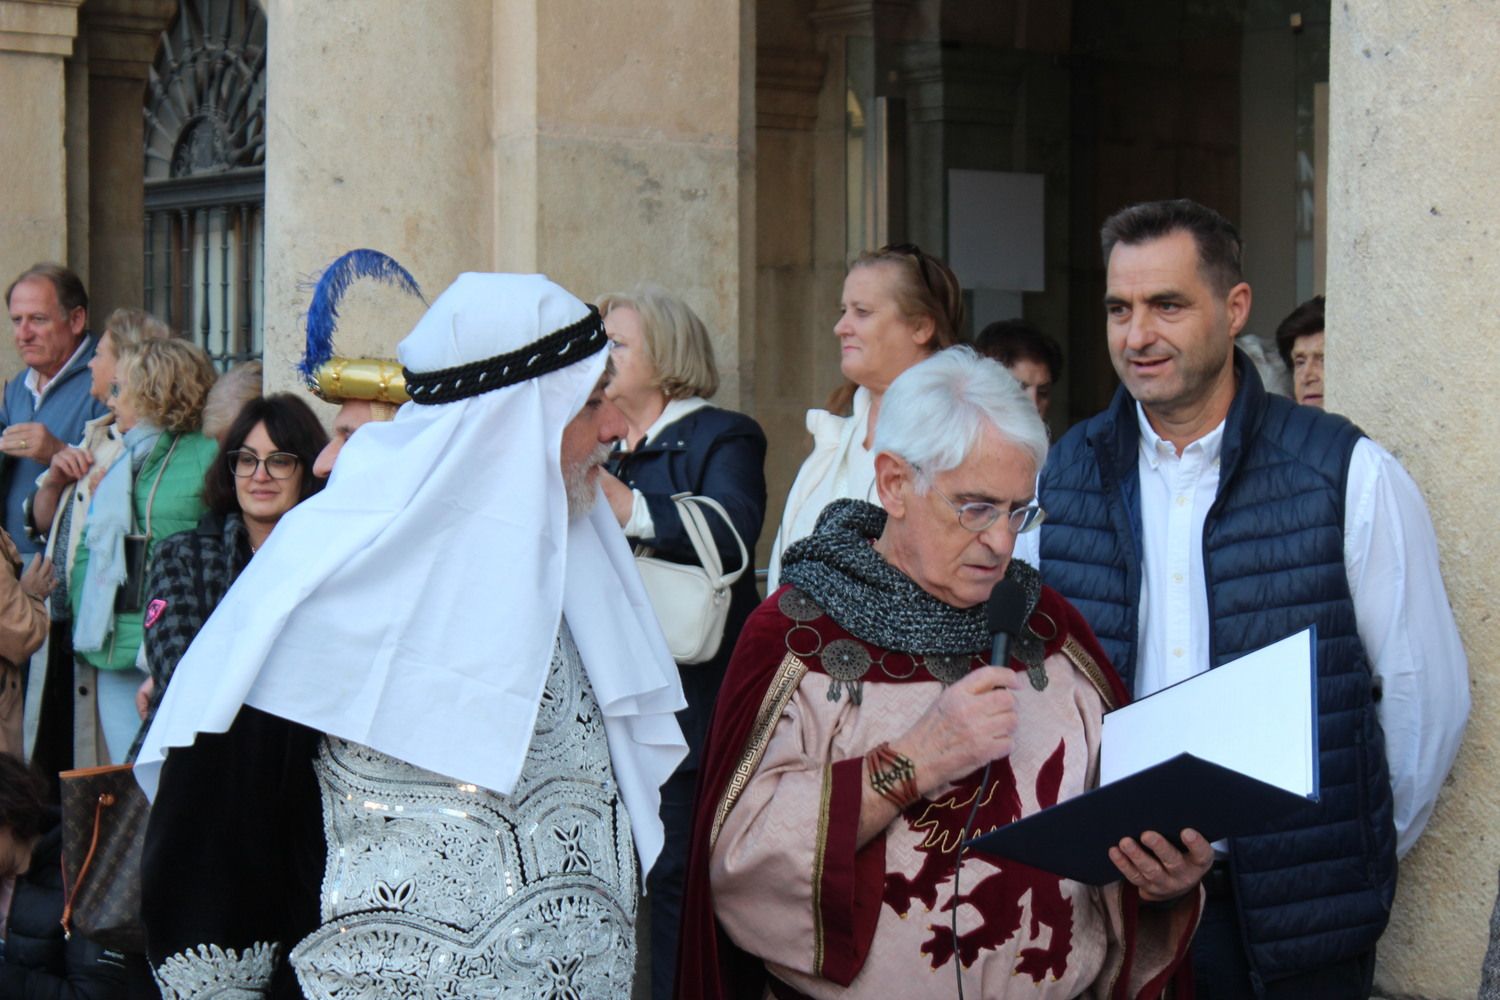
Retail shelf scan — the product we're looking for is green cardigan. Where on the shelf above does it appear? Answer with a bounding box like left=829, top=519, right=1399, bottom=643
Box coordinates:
left=69, top=430, right=219, bottom=671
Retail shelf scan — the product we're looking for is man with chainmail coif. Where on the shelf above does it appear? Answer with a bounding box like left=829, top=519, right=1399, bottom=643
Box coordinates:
left=134, top=273, right=688, bottom=999
left=677, top=347, right=1210, bottom=1000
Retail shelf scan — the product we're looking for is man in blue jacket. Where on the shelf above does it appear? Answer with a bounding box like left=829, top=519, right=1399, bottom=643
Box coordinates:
left=1016, top=199, right=1469, bottom=998
left=2, top=264, right=107, bottom=558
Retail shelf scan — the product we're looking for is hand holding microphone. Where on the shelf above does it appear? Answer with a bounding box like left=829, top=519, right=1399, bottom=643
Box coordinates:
left=894, top=580, right=1031, bottom=793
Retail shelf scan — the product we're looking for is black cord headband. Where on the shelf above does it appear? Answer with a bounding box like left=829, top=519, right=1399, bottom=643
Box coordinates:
left=403, top=305, right=608, bottom=405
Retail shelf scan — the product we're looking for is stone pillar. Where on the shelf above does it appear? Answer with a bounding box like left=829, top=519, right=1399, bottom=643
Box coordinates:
left=495, top=0, right=755, bottom=410
left=753, top=14, right=833, bottom=562
left=0, top=0, right=84, bottom=370
left=1327, top=3, right=1499, bottom=997
left=260, top=0, right=495, bottom=396
left=0, top=0, right=81, bottom=266
left=264, top=0, right=755, bottom=411
left=80, top=0, right=175, bottom=321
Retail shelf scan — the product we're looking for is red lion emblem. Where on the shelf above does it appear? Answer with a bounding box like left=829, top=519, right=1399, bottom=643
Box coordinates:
left=883, top=739, right=1075, bottom=980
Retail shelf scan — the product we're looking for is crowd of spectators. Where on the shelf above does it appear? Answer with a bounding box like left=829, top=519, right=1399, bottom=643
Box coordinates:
left=0, top=201, right=1475, bottom=1000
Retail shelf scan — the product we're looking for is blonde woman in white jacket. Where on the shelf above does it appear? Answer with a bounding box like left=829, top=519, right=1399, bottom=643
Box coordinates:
left=766, top=244, right=966, bottom=589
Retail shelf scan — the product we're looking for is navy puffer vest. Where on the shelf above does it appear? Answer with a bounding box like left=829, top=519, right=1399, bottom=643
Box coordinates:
left=1037, top=351, right=1396, bottom=988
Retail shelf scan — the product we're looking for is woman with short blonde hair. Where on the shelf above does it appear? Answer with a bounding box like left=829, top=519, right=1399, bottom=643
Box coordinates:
left=68, top=336, right=221, bottom=763
left=112, top=338, right=217, bottom=434
left=28, top=308, right=177, bottom=770
left=597, top=284, right=720, bottom=401
left=594, top=283, right=766, bottom=1000
left=766, top=243, right=966, bottom=588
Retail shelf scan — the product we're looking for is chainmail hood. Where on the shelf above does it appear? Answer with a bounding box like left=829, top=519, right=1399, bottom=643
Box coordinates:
left=780, top=499, right=1041, bottom=656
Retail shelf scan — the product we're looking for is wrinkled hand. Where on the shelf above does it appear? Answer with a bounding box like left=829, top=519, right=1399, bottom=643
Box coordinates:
left=1109, top=828, right=1213, bottom=903
left=597, top=469, right=634, bottom=528
left=897, top=666, right=1021, bottom=794
left=135, top=676, right=155, bottom=721
left=20, top=554, right=54, bottom=599
left=1, top=422, right=63, bottom=464
left=45, top=445, right=92, bottom=486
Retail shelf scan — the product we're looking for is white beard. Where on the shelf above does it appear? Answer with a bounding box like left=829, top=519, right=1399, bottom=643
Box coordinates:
left=564, top=441, right=613, bottom=520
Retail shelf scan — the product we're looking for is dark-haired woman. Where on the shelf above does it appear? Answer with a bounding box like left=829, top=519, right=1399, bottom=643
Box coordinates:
left=766, top=244, right=965, bottom=589
left=138, top=394, right=328, bottom=712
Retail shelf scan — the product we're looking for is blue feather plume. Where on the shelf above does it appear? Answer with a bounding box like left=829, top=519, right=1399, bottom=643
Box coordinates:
left=299, top=249, right=425, bottom=380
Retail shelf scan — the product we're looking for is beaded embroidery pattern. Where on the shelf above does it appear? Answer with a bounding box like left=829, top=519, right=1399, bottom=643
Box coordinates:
left=290, top=622, right=637, bottom=999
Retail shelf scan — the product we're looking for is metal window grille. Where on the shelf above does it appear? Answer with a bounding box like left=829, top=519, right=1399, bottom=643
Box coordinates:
left=143, top=0, right=266, bottom=370
left=144, top=173, right=264, bottom=369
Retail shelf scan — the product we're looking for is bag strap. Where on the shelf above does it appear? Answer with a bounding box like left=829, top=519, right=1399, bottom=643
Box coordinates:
left=139, top=434, right=180, bottom=539
left=59, top=790, right=115, bottom=940
left=669, top=493, right=750, bottom=589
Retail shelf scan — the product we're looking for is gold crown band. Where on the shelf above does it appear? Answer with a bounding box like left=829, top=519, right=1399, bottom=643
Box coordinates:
left=308, top=357, right=410, bottom=405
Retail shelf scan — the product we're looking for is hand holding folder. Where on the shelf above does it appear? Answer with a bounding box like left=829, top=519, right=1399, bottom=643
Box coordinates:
left=968, top=627, right=1320, bottom=885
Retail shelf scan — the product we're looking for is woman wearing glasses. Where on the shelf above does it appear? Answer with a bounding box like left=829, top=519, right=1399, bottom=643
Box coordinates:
left=766, top=244, right=966, bottom=589
left=64, top=337, right=218, bottom=764
left=139, top=393, right=327, bottom=714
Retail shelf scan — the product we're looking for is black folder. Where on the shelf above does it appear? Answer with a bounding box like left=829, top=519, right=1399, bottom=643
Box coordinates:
left=966, top=753, right=1314, bottom=885
left=966, top=626, right=1320, bottom=886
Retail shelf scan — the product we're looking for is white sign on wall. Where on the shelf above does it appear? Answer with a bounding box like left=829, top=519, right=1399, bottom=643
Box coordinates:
left=947, top=169, right=1046, bottom=292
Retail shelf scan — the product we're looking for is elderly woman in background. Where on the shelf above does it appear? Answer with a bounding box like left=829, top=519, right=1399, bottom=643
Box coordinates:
left=138, top=393, right=327, bottom=718
left=66, top=338, right=218, bottom=764
left=24, top=307, right=169, bottom=772
left=766, top=244, right=965, bottom=589
left=594, top=283, right=766, bottom=1000
left=200, top=359, right=264, bottom=444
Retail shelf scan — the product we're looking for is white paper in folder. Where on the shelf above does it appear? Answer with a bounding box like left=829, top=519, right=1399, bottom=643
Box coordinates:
left=1099, top=627, right=1318, bottom=798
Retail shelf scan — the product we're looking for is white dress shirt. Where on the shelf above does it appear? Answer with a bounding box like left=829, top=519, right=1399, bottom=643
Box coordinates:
left=1017, top=403, right=1470, bottom=857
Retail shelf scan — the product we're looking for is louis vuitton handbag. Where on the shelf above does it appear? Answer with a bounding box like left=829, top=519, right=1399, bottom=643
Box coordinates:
left=58, top=762, right=148, bottom=953
left=634, top=493, right=750, bottom=665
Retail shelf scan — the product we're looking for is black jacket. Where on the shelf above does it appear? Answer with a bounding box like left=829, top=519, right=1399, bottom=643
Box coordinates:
left=1, top=811, right=127, bottom=1000
left=606, top=404, right=767, bottom=770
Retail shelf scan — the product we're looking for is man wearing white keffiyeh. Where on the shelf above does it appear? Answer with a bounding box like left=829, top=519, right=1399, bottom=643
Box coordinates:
left=136, top=273, right=688, bottom=1000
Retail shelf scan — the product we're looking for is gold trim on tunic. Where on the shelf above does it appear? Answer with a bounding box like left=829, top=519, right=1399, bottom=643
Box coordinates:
left=709, top=652, right=809, bottom=851
left=812, top=761, right=833, bottom=977
left=1061, top=636, right=1118, bottom=711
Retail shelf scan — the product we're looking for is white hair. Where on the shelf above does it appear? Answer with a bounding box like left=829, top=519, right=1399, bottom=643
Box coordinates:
left=873, top=346, right=1049, bottom=490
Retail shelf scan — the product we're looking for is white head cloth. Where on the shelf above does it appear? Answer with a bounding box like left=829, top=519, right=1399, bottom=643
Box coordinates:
left=136, top=273, right=688, bottom=877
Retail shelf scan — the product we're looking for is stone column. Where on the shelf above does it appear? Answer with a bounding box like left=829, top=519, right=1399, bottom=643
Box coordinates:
left=494, top=0, right=755, bottom=409
left=260, top=0, right=495, bottom=396
left=0, top=0, right=84, bottom=370
left=1327, top=2, right=1499, bottom=996
left=79, top=0, right=175, bottom=321
left=754, top=0, right=840, bottom=561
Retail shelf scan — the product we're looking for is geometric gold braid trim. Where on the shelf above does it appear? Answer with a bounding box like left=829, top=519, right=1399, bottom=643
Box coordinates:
left=709, top=652, right=809, bottom=851
left=1060, top=635, right=1119, bottom=711
left=812, top=761, right=832, bottom=978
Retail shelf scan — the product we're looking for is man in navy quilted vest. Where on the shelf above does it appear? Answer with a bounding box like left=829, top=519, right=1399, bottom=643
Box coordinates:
left=1015, top=198, right=1469, bottom=998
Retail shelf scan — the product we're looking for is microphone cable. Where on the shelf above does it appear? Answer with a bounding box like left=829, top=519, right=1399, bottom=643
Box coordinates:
left=952, top=759, right=992, bottom=1000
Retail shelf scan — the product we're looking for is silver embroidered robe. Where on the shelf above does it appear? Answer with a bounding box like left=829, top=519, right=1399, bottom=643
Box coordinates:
left=146, top=620, right=637, bottom=999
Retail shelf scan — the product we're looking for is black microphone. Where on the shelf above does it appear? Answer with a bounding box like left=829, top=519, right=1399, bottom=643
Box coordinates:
left=986, top=578, right=1029, bottom=667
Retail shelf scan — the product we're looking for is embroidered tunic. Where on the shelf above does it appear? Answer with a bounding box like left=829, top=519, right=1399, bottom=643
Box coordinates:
left=145, top=620, right=636, bottom=999
left=677, top=501, right=1200, bottom=1000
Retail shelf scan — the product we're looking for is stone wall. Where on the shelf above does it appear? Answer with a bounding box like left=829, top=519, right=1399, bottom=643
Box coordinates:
left=1328, top=2, right=1500, bottom=996
left=261, top=0, right=753, bottom=432
left=0, top=0, right=83, bottom=374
